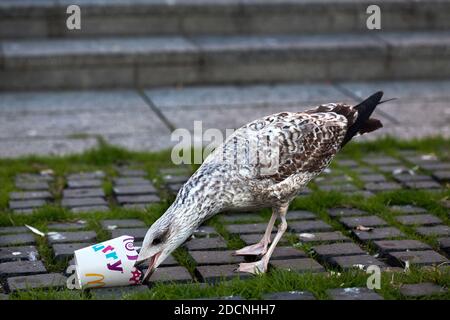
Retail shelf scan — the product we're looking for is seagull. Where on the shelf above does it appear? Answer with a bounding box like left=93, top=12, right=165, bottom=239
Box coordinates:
left=135, top=91, right=388, bottom=281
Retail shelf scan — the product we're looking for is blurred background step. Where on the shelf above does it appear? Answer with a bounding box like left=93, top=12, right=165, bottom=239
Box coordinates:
left=1, top=31, right=450, bottom=90
left=1, top=0, right=449, bottom=39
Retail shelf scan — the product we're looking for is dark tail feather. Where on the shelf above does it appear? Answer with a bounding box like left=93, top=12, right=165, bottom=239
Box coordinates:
left=341, top=91, right=384, bottom=147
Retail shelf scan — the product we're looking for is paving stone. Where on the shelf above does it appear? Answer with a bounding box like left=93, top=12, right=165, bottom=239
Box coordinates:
left=7, top=273, right=66, bottom=291
left=221, top=213, right=263, bottom=223
left=373, top=240, right=432, bottom=253
left=193, top=226, right=217, bottom=238
left=353, top=227, right=405, bottom=242
left=162, top=175, right=190, bottom=184
left=52, top=243, right=92, bottom=261
left=196, top=295, right=245, bottom=300
left=393, top=174, right=433, bottom=183
left=328, top=255, right=388, bottom=270
left=0, top=294, right=8, bottom=300
left=47, top=222, right=87, bottom=231
left=167, top=183, right=184, bottom=193
left=16, top=173, right=54, bottom=183
left=340, top=216, right=388, bottom=229
left=431, top=170, right=450, bottom=182
left=47, top=231, right=97, bottom=244
left=327, top=287, right=384, bottom=300
left=101, top=219, right=145, bottom=230
left=288, top=220, right=333, bottom=233
left=387, top=250, right=449, bottom=267
left=270, top=258, right=325, bottom=273
left=0, top=246, right=39, bottom=263
left=70, top=205, right=109, bottom=213
left=149, top=266, right=192, bottom=283
left=15, top=181, right=49, bottom=190
left=184, top=237, right=228, bottom=251
left=358, top=174, right=387, bottom=183
left=240, top=234, right=272, bottom=246
left=113, top=185, right=157, bottom=196
left=352, top=167, right=377, bottom=174
left=62, top=188, right=105, bottom=198
left=438, top=238, right=450, bottom=255
left=404, top=180, right=442, bottom=189
left=364, top=156, right=400, bottom=166
left=226, top=223, right=276, bottom=234
left=67, top=179, right=102, bottom=188
left=9, top=191, right=52, bottom=201
left=196, top=264, right=250, bottom=283
left=364, top=182, right=402, bottom=192
left=319, top=184, right=359, bottom=192
left=313, top=243, right=366, bottom=258
left=91, top=285, right=149, bottom=300
left=190, top=250, right=243, bottom=265
left=390, top=205, right=428, bottom=214
left=110, top=228, right=147, bottom=241
left=262, top=291, right=315, bottom=300
left=66, top=171, right=105, bottom=180
left=271, top=247, right=307, bottom=260
left=420, top=162, right=450, bottom=171
left=12, top=208, right=35, bottom=214
left=159, top=255, right=179, bottom=267
left=328, top=207, right=369, bottom=217
left=122, top=204, right=152, bottom=210
left=395, top=214, right=442, bottom=226
left=116, top=195, right=160, bottom=205
left=117, top=169, right=147, bottom=177
left=399, top=282, right=448, bottom=297
left=336, top=159, right=359, bottom=168
left=9, top=199, right=46, bottom=210
left=61, top=197, right=107, bottom=208
left=378, top=165, right=410, bottom=174
left=298, top=231, right=350, bottom=243
left=0, top=226, right=29, bottom=235
left=416, top=225, right=450, bottom=237
left=287, top=210, right=316, bottom=221
left=113, top=177, right=152, bottom=186
left=0, top=234, right=36, bottom=246
left=0, top=260, right=46, bottom=278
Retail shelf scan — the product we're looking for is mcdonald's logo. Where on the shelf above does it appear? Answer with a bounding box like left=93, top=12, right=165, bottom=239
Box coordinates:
left=85, top=273, right=105, bottom=288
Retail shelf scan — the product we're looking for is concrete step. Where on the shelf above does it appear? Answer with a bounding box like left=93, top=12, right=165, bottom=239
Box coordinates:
left=1, top=0, right=449, bottom=39
left=1, top=31, right=450, bottom=90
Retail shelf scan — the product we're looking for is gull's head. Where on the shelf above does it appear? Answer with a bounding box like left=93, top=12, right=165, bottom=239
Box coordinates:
left=134, top=211, right=195, bottom=283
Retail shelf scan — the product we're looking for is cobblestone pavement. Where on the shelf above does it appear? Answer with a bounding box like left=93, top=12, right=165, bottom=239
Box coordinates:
left=0, top=149, right=449, bottom=300
left=0, top=80, right=450, bottom=158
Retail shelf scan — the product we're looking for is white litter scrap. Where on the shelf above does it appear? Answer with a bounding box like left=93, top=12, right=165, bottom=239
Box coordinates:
left=40, top=169, right=54, bottom=176
left=77, top=220, right=87, bottom=225
left=12, top=252, right=21, bottom=256
left=299, top=233, right=315, bottom=239
left=25, top=224, right=45, bottom=237
left=421, top=154, right=437, bottom=161
left=28, top=251, right=38, bottom=261
left=404, top=260, right=410, bottom=272
left=47, top=232, right=66, bottom=240
left=353, top=264, right=366, bottom=270
left=355, top=225, right=373, bottom=231
left=107, top=225, right=118, bottom=230
left=343, top=288, right=360, bottom=294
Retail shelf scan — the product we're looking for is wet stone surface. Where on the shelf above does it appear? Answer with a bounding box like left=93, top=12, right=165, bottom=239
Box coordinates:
left=271, top=246, right=307, bottom=260
left=66, top=171, right=105, bottom=180
left=327, top=287, right=384, bottom=300
left=0, top=234, right=36, bottom=247
left=270, top=258, right=325, bottom=273
left=0, top=227, right=29, bottom=235
left=226, top=223, right=276, bottom=234
left=353, top=227, right=405, bottom=242
left=390, top=205, right=428, bottom=214
left=340, top=216, right=388, bottom=228
left=395, top=214, right=442, bottom=226
left=47, top=222, right=87, bottom=231
left=221, top=213, right=263, bottom=223
left=113, top=185, right=157, bottom=196
left=190, top=250, right=244, bottom=265
left=62, top=188, right=105, bottom=198
left=9, top=191, right=52, bottom=201
left=70, top=205, right=109, bottom=213
left=404, top=181, right=442, bottom=189
left=288, top=220, right=333, bottom=233
left=113, top=177, right=152, bottom=185
left=438, top=238, right=450, bottom=255
left=116, top=195, right=160, bottom=205
left=416, top=225, right=450, bottom=237
left=328, top=208, right=369, bottom=217
left=91, top=285, right=149, bottom=300
left=9, top=199, right=47, bottom=210
left=373, top=240, right=432, bottom=253
left=67, top=179, right=102, bottom=189
left=7, top=273, right=67, bottom=291
left=0, top=260, right=47, bottom=278
left=101, top=219, right=146, bottom=230
left=61, top=197, right=107, bottom=208
left=0, top=246, right=39, bottom=263
left=286, top=210, right=316, bottom=220
left=184, top=236, right=228, bottom=251
left=364, top=182, right=402, bottom=192
left=313, top=243, right=366, bottom=258
left=110, top=228, right=147, bottom=241
left=149, top=266, right=192, bottom=284
left=328, top=254, right=388, bottom=270
left=387, top=250, right=449, bottom=267
left=47, top=231, right=96, bottom=244
left=399, top=282, right=447, bottom=297
left=262, top=291, right=315, bottom=300
left=297, top=231, right=350, bottom=243
left=196, top=264, right=250, bottom=283
left=52, top=243, right=92, bottom=261
left=15, top=181, right=49, bottom=191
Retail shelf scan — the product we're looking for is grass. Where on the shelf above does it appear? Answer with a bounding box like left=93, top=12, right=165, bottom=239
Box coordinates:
left=1, top=137, right=449, bottom=300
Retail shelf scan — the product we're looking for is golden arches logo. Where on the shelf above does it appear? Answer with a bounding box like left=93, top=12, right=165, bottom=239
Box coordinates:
left=85, top=273, right=105, bottom=288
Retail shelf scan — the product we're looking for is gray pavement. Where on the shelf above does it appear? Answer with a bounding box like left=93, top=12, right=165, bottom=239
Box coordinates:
left=0, top=80, right=449, bottom=158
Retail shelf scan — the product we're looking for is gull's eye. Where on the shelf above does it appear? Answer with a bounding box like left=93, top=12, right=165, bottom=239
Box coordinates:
left=152, top=238, right=162, bottom=245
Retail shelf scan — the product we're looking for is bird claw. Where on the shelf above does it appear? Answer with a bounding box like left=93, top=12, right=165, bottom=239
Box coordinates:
left=233, top=242, right=267, bottom=256
left=235, top=260, right=267, bottom=274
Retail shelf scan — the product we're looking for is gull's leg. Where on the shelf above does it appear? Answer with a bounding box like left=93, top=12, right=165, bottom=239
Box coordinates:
left=233, top=211, right=277, bottom=256
left=236, top=204, right=288, bottom=274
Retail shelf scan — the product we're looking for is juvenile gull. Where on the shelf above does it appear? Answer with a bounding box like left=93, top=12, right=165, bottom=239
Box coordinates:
left=136, top=91, right=388, bottom=280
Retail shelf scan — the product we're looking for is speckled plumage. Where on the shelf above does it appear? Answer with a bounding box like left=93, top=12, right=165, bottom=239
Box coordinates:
left=137, top=92, right=385, bottom=278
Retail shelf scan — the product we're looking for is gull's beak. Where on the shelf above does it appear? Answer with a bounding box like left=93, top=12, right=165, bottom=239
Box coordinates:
left=134, top=251, right=161, bottom=284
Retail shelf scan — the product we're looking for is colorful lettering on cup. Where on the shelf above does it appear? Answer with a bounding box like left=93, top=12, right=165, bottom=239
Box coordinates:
left=102, top=245, right=114, bottom=253
left=105, top=251, right=119, bottom=260
left=92, top=244, right=104, bottom=252
left=85, top=273, right=105, bottom=288
left=107, top=260, right=124, bottom=273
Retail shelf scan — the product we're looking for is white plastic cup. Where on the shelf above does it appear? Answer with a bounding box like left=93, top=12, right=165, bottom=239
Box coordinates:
left=74, top=235, right=142, bottom=289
